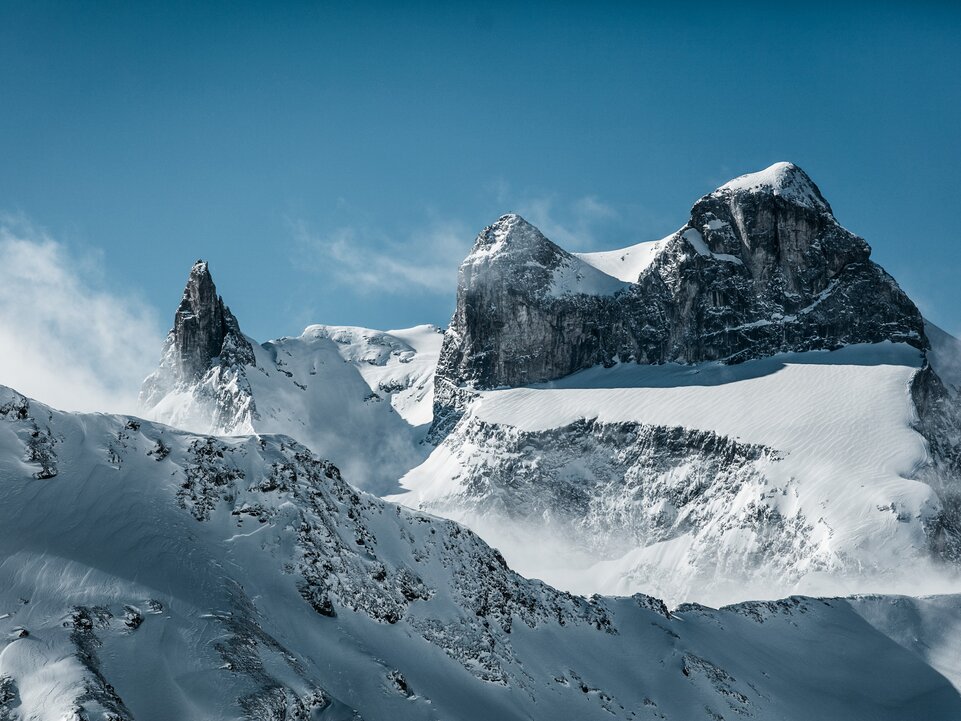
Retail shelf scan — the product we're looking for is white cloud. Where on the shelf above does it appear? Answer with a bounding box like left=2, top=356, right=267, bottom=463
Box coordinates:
left=290, top=189, right=668, bottom=301
left=508, top=190, right=624, bottom=251
left=0, top=216, right=164, bottom=414
left=289, top=217, right=473, bottom=295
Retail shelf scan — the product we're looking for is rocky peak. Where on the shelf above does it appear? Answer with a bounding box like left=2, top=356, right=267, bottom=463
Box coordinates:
left=682, top=162, right=868, bottom=296
left=466, top=213, right=556, bottom=259
left=461, top=214, right=571, bottom=291
left=170, top=260, right=254, bottom=381
left=139, top=261, right=257, bottom=431
left=710, top=162, right=831, bottom=212
left=431, top=164, right=927, bottom=435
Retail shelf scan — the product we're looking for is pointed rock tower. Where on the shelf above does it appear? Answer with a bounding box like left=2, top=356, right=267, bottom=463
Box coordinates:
left=166, top=260, right=255, bottom=381
left=140, top=261, right=257, bottom=434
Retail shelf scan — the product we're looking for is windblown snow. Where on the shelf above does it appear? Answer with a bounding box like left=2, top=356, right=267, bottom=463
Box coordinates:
left=1, top=386, right=960, bottom=720
left=145, top=323, right=442, bottom=494
left=394, top=342, right=961, bottom=606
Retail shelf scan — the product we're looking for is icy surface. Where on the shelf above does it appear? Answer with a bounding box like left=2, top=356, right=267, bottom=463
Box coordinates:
left=575, top=237, right=667, bottom=282
left=546, top=255, right=630, bottom=298
left=715, top=161, right=831, bottom=211
left=396, top=343, right=961, bottom=605
left=0, top=386, right=960, bottom=719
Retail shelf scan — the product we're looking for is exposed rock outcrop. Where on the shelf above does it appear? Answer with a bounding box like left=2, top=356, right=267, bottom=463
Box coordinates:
left=432, top=163, right=926, bottom=434
left=166, top=259, right=255, bottom=381
left=139, top=260, right=258, bottom=433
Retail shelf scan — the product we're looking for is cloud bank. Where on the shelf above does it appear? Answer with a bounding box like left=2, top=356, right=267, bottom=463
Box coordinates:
left=0, top=217, right=164, bottom=414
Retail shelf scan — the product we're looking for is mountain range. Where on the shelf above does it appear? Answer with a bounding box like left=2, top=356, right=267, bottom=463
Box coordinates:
left=2, top=162, right=959, bottom=719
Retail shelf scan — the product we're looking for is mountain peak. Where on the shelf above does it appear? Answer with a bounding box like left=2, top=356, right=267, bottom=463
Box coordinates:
left=147, top=261, right=255, bottom=386
left=140, top=260, right=257, bottom=432
left=712, top=162, right=831, bottom=213
left=466, top=213, right=561, bottom=265
left=486, top=213, right=544, bottom=245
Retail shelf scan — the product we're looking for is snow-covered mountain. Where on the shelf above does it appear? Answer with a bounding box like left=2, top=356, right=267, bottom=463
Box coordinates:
left=430, top=163, right=924, bottom=435
left=393, top=162, right=961, bottom=606
left=140, top=261, right=442, bottom=494
left=2, top=385, right=961, bottom=720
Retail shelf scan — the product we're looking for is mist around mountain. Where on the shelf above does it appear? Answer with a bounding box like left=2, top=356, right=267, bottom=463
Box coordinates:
left=1, top=163, right=960, bottom=719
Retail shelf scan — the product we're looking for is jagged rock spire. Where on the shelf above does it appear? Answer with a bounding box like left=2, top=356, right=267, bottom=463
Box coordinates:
left=171, top=260, right=253, bottom=381
left=139, top=261, right=257, bottom=431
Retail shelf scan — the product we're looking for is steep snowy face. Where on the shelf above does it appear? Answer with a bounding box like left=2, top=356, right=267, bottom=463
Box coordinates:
left=714, top=161, right=831, bottom=210
left=432, top=163, right=926, bottom=432
left=574, top=237, right=667, bottom=282
left=1, top=386, right=961, bottom=720
left=140, top=264, right=441, bottom=493
left=400, top=342, right=961, bottom=605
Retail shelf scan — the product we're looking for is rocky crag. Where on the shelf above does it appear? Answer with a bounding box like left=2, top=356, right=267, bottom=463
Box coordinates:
left=140, top=260, right=258, bottom=434
left=400, top=163, right=961, bottom=604
left=432, top=163, right=926, bottom=434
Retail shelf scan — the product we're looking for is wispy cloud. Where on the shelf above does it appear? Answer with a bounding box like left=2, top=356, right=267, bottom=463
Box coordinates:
left=289, top=184, right=655, bottom=300
left=513, top=193, right=621, bottom=251
left=0, top=215, right=164, bottom=414
left=289, top=216, right=473, bottom=295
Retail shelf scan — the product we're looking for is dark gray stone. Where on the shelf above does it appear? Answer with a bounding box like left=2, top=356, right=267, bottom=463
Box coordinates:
left=432, top=164, right=926, bottom=436
left=140, top=260, right=258, bottom=432
left=167, top=260, right=255, bottom=381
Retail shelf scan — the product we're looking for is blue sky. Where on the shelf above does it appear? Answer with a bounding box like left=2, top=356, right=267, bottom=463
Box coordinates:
left=2, top=0, right=960, bottom=345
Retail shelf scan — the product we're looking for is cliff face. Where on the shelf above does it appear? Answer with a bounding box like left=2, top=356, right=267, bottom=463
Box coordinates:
left=432, top=163, right=926, bottom=433
left=168, top=259, right=255, bottom=381
left=650, top=162, right=923, bottom=364
left=139, top=260, right=258, bottom=433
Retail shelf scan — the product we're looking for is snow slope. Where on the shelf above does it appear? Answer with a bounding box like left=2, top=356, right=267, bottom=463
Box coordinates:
left=1, top=386, right=960, bottom=720
left=145, top=323, right=442, bottom=495
left=715, top=160, right=831, bottom=211
left=575, top=237, right=667, bottom=282
left=395, top=342, right=961, bottom=606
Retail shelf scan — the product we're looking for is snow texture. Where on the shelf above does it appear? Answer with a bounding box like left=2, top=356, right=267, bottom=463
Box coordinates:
left=140, top=262, right=442, bottom=494
left=0, top=386, right=960, bottom=720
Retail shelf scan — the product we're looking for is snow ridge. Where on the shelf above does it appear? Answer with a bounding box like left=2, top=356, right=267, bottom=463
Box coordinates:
left=714, top=161, right=832, bottom=212
left=1, top=385, right=960, bottom=719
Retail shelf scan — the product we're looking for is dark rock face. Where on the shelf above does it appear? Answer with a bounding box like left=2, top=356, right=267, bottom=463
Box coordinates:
left=912, top=366, right=961, bottom=560
left=428, top=417, right=791, bottom=562
left=433, top=164, right=926, bottom=433
left=647, top=164, right=923, bottom=364
left=168, top=260, right=255, bottom=381
left=139, top=261, right=257, bottom=431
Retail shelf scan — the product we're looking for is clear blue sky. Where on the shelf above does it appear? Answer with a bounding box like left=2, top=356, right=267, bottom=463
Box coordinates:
left=2, top=0, right=959, bottom=340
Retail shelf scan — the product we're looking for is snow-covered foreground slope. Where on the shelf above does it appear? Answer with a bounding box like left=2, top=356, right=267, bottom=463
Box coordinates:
left=141, top=261, right=443, bottom=494
left=395, top=342, right=961, bottom=606
left=3, top=386, right=961, bottom=720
